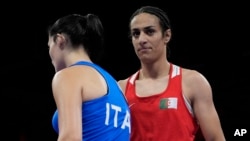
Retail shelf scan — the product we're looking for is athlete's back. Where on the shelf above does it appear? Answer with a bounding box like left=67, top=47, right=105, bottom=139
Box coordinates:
left=52, top=61, right=131, bottom=141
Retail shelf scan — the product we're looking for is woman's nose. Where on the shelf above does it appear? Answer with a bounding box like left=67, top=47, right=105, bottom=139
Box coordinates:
left=138, top=32, right=147, bottom=44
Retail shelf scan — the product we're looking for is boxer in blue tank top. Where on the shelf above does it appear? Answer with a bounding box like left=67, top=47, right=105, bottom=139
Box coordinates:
left=52, top=61, right=131, bottom=140
left=48, top=13, right=130, bottom=141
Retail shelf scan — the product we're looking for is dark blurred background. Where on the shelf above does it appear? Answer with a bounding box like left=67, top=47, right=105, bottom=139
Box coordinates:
left=2, top=1, right=249, bottom=141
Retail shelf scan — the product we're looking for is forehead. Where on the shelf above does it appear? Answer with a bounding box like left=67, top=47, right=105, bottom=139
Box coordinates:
left=48, top=35, right=54, bottom=45
left=130, top=13, right=160, bottom=30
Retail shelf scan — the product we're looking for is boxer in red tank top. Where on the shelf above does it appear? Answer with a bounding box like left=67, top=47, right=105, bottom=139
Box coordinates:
left=118, top=6, right=225, bottom=141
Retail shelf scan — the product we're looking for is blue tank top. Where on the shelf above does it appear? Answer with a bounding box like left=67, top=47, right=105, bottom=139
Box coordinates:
left=52, top=61, right=131, bottom=141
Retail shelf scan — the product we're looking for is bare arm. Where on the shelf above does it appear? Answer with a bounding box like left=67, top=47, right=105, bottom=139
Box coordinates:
left=52, top=69, right=82, bottom=141
left=183, top=70, right=226, bottom=141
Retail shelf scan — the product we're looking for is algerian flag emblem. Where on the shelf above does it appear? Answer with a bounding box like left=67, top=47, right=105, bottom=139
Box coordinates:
left=159, top=98, right=178, bottom=109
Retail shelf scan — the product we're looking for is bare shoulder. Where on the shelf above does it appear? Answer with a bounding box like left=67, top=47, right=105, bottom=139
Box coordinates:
left=52, top=67, right=84, bottom=96
left=182, top=68, right=212, bottom=100
left=118, top=78, right=128, bottom=86
left=52, top=67, right=80, bottom=86
left=117, top=78, right=129, bottom=93
left=182, top=68, right=210, bottom=87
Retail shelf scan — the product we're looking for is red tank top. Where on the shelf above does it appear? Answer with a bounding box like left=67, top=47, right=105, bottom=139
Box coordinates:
left=125, top=64, right=199, bottom=141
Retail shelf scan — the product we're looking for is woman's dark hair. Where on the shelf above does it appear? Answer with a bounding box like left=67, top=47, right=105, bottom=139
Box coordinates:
left=48, top=13, right=104, bottom=63
left=129, top=6, right=171, bottom=33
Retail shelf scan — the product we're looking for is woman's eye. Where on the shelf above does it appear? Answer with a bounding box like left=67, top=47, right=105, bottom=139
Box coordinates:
left=146, top=29, right=154, bottom=35
left=132, top=31, right=140, bottom=37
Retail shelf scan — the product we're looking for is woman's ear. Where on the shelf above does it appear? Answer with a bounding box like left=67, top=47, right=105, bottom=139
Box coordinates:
left=55, top=33, right=67, bottom=49
left=164, top=29, right=171, bottom=43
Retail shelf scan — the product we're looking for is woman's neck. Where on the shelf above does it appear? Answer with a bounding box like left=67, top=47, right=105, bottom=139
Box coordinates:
left=140, top=59, right=170, bottom=79
left=65, top=50, right=92, bottom=68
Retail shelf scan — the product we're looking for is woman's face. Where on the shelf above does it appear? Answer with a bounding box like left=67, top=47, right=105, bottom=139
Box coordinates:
left=48, top=35, right=64, bottom=72
left=130, top=13, right=170, bottom=63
